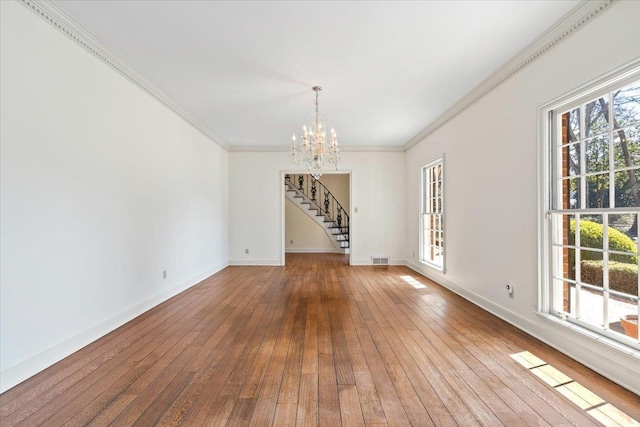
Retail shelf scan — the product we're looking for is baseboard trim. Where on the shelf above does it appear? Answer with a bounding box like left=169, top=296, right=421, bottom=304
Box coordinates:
left=404, top=260, right=640, bottom=395
left=351, top=259, right=406, bottom=266
left=228, top=259, right=282, bottom=266
left=285, top=248, right=344, bottom=253
left=0, top=261, right=227, bottom=393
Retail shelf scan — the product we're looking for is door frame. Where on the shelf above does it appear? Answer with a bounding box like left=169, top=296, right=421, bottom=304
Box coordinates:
left=280, top=169, right=353, bottom=266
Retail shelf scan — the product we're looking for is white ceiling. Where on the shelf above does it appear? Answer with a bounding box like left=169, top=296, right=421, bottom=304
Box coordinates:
left=54, top=0, right=581, bottom=149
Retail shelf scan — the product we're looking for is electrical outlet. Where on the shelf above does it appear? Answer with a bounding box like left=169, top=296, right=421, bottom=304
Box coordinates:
left=413, top=251, right=415, bottom=258
left=245, top=248, right=249, bottom=254
left=163, top=270, right=167, bottom=280
left=506, top=283, right=513, bottom=295
left=290, top=240, right=293, bottom=244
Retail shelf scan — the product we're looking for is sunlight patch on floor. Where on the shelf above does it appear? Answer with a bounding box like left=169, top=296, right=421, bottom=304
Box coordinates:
left=400, top=275, right=427, bottom=289
left=510, top=351, right=639, bottom=427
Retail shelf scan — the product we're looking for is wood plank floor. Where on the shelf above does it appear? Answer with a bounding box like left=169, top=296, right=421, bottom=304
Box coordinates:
left=1, top=253, right=639, bottom=426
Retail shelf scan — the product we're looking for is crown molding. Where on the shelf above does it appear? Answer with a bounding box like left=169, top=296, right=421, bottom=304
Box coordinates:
left=340, top=145, right=404, bottom=152
left=19, top=0, right=230, bottom=151
left=403, top=0, right=616, bottom=151
left=227, top=145, right=404, bottom=153
left=228, top=146, right=289, bottom=153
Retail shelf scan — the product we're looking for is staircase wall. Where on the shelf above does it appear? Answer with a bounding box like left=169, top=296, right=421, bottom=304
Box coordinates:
left=285, top=198, right=336, bottom=252
left=318, top=174, right=350, bottom=213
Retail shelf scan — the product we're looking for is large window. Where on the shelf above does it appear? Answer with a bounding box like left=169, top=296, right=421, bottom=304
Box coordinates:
left=543, top=66, right=639, bottom=349
left=421, top=158, right=444, bottom=270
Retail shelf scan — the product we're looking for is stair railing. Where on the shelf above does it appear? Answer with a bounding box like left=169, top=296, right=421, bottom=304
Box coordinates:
left=285, top=174, right=349, bottom=242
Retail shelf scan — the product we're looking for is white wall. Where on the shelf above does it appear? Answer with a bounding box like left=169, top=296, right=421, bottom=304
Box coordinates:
left=229, top=152, right=405, bottom=265
left=405, top=1, right=640, bottom=394
left=0, top=1, right=228, bottom=392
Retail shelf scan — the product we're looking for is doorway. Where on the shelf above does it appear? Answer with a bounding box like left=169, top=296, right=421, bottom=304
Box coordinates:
left=281, top=171, right=352, bottom=266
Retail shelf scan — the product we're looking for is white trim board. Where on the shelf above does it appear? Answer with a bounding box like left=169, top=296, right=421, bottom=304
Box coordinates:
left=228, top=145, right=405, bottom=153
left=228, top=260, right=283, bottom=266
left=285, top=248, right=345, bottom=253
left=351, top=259, right=406, bottom=266
left=0, top=261, right=228, bottom=394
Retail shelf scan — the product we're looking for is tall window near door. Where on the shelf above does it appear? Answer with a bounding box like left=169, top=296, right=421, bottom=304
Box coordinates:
left=421, top=158, right=444, bottom=270
left=544, top=69, right=639, bottom=349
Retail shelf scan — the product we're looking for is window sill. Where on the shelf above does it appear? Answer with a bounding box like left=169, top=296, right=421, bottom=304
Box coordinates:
left=534, top=311, right=640, bottom=359
left=418, top=260, right=446, bottom=274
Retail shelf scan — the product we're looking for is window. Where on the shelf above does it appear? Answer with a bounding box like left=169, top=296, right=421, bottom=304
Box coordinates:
left=542, top=65, right=639, bottom=349
left=421, top=158, right=444, bottom=270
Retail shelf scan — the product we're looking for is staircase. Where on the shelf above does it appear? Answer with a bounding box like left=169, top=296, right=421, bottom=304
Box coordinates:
left=285, top=174, right=350, bottom=254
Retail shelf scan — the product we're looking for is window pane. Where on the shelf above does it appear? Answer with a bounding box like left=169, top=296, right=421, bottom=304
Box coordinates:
left=568, top=108, right=580, bottom=142
left=613, top=125, right=639, bottom=169
left=560, top=248, right=577, bottom=281
left=560, top=143, right=581, bottom=177
left=586, top=173, right=610, bottom=208
left=553, top=279, right=576, bottom=316
left=585, top=136, right=609, bottom=173
left=562, top=177, right=581, bottom=209
left=578, top=287, right=604, bottom=329
left=580, top=258, right=604, bottom=287
left=614, top=168, right=640, bottom=208
left=608, top=260, right=638, bottom=296
left=584, top=95, right=609, bottom=138
left=605, top=213, right=637, bottom=264
left=613, top=82, right=640, bottom=129
left=581, top=213, right=603, bottom=223
left=577, top=215, right=603, bottom=252
left=609, top=295, right=638, bottom=341
left=609, top=214, right=638, bottom=240
left=552, top=214, right=575, bottom=246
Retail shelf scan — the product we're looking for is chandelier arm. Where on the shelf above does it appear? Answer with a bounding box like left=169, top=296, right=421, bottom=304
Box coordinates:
left=290, top=85, right=339, bottom=178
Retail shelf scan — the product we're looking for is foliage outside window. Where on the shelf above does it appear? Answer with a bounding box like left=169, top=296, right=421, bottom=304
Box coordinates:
left=547, top=73, right=639, bottom=348
left=421, top=158, right=444, bottom=270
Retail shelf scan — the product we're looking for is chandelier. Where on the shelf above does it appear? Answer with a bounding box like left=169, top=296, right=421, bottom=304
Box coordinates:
left=290, top=86, right=339, bottom=179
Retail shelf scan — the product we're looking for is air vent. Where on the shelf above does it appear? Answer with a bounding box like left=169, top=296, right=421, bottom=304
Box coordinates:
left=371, top=257, right=390, bottom=266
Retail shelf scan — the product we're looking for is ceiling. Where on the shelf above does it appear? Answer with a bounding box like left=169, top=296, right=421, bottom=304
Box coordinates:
left=53, top=0, right=581, bottom=149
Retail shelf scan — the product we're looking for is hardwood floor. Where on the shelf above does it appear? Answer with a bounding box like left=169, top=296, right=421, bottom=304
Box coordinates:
left=1, top=253, right=639, bottom=426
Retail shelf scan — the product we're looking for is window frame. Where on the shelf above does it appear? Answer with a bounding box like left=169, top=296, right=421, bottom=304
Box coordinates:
left=538, top=59, right=640, bottom=350
left=420, top=156, right=445, bottom=272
